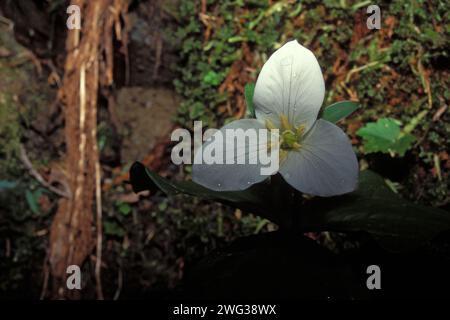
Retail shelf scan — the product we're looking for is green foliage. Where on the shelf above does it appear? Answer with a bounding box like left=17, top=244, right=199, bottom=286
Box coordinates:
left=25, top=189, right=42, bottom=215
left=0, top=181, right=50, bottom=295
left=0, top=25, right=60, bottom=296
left=0, top=93, right=21, bottom=174
left=117, top=202, right=132, bottom=216
left=202, top=70, right=223, bottom=86
left=169, top=0, right=450, bottom=206
left=301, top=170, right=450, bottom=251
left=357, top=118, right=416, bottom=156
left=244, top=83, right=256, bottom=118
left=171, top=0, right=300, bottom=127
left=103, top=220, right=126, bottom=238
left=130, top=162, right=450, bottom=251
left=322, top=101, right=360, bottom=123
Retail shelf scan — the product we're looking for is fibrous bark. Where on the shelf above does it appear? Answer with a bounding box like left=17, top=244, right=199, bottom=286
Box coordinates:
left=48, top=0, right=129, bottom=299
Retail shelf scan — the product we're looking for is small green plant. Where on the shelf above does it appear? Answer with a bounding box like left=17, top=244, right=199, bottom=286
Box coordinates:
left=116, top=202, right=132, bottom=216
left=202, top=71, right=224, bottom=86
left=103, top=220, right=126, bottom=238
left=357, top=118, right=415, bottom=157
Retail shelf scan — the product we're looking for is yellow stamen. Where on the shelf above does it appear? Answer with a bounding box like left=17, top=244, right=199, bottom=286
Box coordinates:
left=265, top=119, right=276, bottom=131
left=296, top=125, right=306, bottom=136
left=280, top=114, right=292, bottom=131
left=267, top=114, right=306, bottom=153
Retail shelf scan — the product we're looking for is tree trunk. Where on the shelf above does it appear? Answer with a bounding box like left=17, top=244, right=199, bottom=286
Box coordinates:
left=47, top=0, right=129, bottom=299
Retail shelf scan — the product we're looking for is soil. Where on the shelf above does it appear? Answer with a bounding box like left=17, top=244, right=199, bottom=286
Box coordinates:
left=126, top=0, right=180, bottom=87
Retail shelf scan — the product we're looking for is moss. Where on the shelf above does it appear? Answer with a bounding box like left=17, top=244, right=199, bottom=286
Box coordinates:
left=172, top=0, right=449, bottom=206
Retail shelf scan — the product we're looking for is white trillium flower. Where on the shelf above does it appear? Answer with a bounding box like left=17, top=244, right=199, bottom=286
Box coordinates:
left=192, top=40, right=358, bottom=197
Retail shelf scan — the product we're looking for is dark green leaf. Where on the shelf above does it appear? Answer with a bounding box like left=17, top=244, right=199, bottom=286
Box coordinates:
left=130, top=162, right=450, bottom=251
left=322, top=100, right=360, bottom=123
left=129, top=162, right=283, bottom=224
left=244, top=83, right=256, bottom=118
left=118, top=203, right=132, bottom=216
left=104, top=221, right=125, bottom=237
left=25, top=189, right=40, bottom=215
left=300, top=170, right=450, bottom=251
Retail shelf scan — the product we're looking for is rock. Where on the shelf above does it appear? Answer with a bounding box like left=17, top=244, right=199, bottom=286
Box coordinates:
left=115, top=87, right=179, bottom=164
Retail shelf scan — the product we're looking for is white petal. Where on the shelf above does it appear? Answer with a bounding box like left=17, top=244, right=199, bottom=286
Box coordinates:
left=192, top=119, right=276, bottom=191
left=279, top=119, right=358, bottom=196
left=253, top=40, right=325, bottom=131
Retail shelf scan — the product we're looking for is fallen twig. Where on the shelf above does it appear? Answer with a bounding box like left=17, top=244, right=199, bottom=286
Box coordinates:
left=19, top=144, right=70, bottom=198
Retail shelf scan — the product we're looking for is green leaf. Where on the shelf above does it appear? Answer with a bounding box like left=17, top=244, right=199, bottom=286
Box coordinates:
left=300, top=170, right=450, bottom=251
left=118, top=203, right=132, bottom=216
left=403, top=110, right=428, bottom=134
left=356, top=118, right=415, bottom=156
left=321, top=100, right=360, bottom=123
left=104, top=221, right=125, bottom=237
left=189, top=102, right=205, bottom=119
left=202, top=70, right=222, bottom=86
left=25, top=189, right=41, bottom=215
left=129, top=162, right=450, bottom=251
left=244, top=83, right=256, bottom=118
left=129, top=162, right=282, bottom=224
left=158, top=201, right=168, bottom=211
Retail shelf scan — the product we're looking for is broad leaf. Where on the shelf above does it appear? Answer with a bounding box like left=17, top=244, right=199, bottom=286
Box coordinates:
left=300, top=170, right=450, bottom=251
left=356, top=118, right=415, bottom=156
left=130, top=162, right=450, bottom=251
left=321, top=100, right=360, bottom=123
left=129, top=162, right=283, bottom=224
left=25, top=189, right=43, bottom=215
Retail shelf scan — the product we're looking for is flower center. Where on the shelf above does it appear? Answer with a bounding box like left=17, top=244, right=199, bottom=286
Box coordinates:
left=266, top=114, right=305, bottom=152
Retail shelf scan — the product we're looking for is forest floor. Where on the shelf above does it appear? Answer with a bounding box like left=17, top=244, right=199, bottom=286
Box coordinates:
left=0, top=0, right=449, bottom=298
